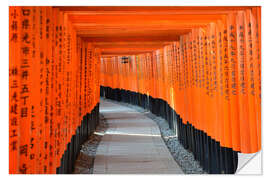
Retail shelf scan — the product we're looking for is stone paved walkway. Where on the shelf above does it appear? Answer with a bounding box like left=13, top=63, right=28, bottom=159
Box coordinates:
left=93, top=99, right=183, bottom=174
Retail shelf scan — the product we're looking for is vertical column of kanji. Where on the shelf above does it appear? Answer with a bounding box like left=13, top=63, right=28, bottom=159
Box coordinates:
left=85, top=43, right=89, bottom=112
left=184, top=34, right=190, bottom=124
left=192, top=29, right=199, bottom=130
left=187, top=32, right=194, bottom=126
left=64, top=13, right=72, bottom=143
left=28, top=8, right=35, bottom=174
left=189, top=31, right=196, bottom=152
left=190, top=31, right=196, bottom=128
left=60, top=11, right=66, bottom=160
left=227, top=13, right=240, bottom=152
left=96, top=49, right=100, bottom=107
left=198, top=28, right=206, bottom=165
left=257, top=7, right=261, bottom=151
left=94, top=48, right=97, bottom=107
left=73, top=25, right=78, bottom=138
left=35, top=7, right=43, bottom=173
left=88, top=44, right=93, bottom=111
left=251, top=7, right=261, bottom=151
left=244, top=9, right=259, bottom=153
left=77, top=37, right=83, bottom=125
left=65, top=18, right=71, bottom=141
left=92, top=48, right=96, bottom=109
left=221, top=16, right=233, bottom=150
left=49, top=7, right=56, bottom=174
left=61, top=11, right=67, bottom=151
left=44, top=7, right=52, bottom=174
left=100, top=58, right=103, bottom=87
left=202, top=30, right=212, bottom=170
left=176, top=40, right=183, bottom=118
left=178, top=37, right=183, bottom=120
left=210, top=23, right=219, bottom=142
left=181, top=35, right=187, bottom=124
left=205, top=24, right=213, bottom=140
left=18, top=7, right=33, bottom=174
left=83, top=42, right=87, bottom=115
left=71, top=24, right=77, bottom=139
left=199, top=27, right=207, bottom=136
left=29, top=7, right=39, bottom=174
left=196, top=29, right=202, bottom=132
left=70, top=18, right=75, bottom=142
left=203, top=26, right=212, bottom=171
left=79, top=39, right=83, bottom=117
left=206, top=25, right=212, bottom=139
left=54, top=8, right=62, bottom=168
left=9, top=6, right=21, bottom=174
left=60, top=11, right=67, bottom=159
left=236, top=11, right=250, bottom=153
left=38, top=7, right=47, bottom=173
left=80, top=41, right=84, bottom=117
left=215, top=20, right=225, bottom=147
left=96, top=49, right=101, bottom=105
left=173, top=42, right=178, bottom=112
left=196, top=29, right=203, bottom=133
left=52, top=8, right=59, bottom=170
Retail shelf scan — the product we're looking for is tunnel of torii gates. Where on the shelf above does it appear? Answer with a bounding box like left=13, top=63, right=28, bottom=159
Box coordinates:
left=9, top=6, right=261, bottom=174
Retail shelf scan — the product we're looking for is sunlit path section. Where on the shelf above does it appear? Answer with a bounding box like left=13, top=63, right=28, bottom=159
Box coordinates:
left=93, top=99, right=183, bottom=174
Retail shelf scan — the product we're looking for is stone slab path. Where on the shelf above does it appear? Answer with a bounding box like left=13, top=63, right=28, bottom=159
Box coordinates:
left=93, top=99, right=183, bottom=174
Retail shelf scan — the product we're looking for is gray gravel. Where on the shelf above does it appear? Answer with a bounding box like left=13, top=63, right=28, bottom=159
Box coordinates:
left=106, top=99, right=206, bottom=174
left=73, top=114, right=108, bottom=174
